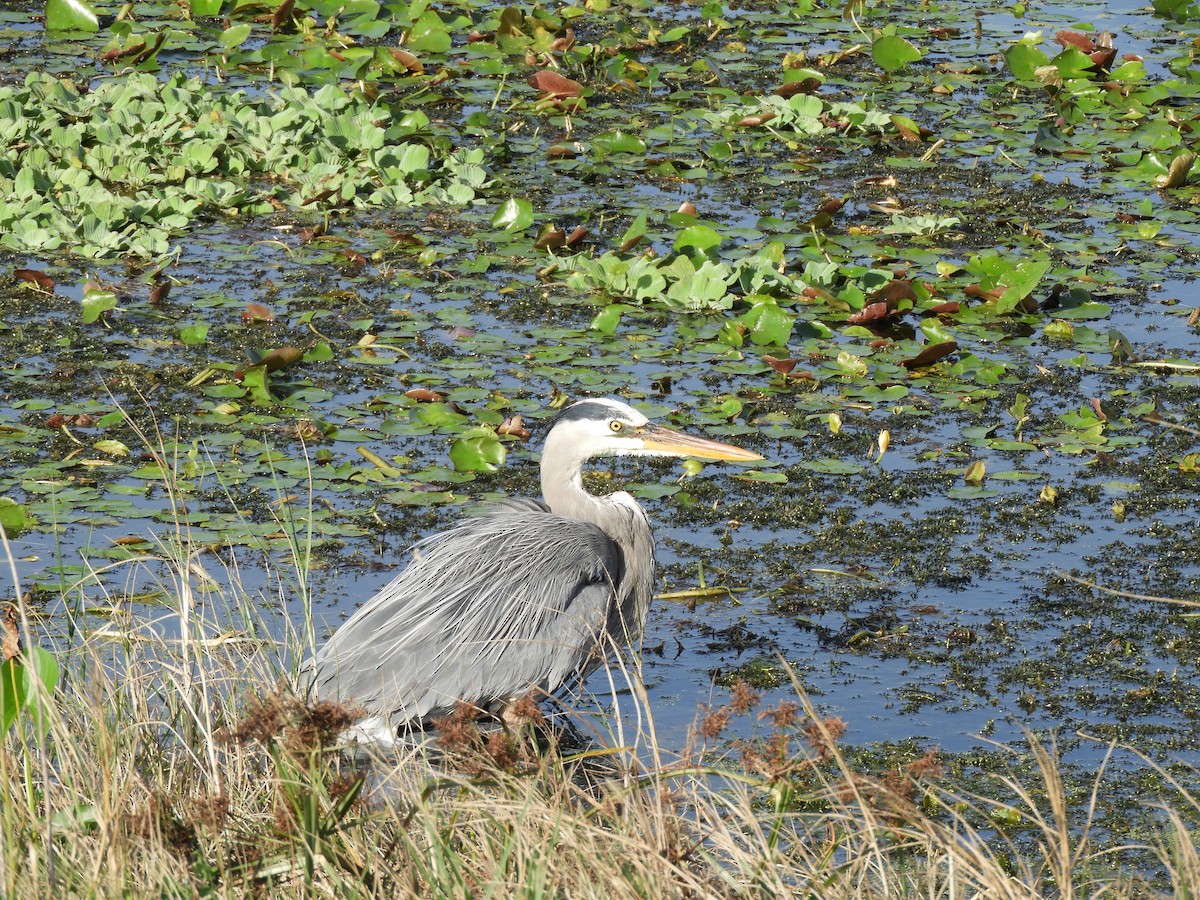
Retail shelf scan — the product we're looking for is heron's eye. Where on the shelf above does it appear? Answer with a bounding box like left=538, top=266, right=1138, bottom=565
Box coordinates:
left=609, top=420, right=624, bottom=433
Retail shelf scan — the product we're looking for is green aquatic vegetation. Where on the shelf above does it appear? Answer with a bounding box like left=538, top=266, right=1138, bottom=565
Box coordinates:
left=871, top=33, right=924, bottom=74
left=1154, top=0, right=1200, bottom=21
left=1003, top=27, right=1200, bottom=194
left=881, top=214, right=961, bottom=236
left=0, top=498, right=27, bottom=539
left=564, top=252, right=738, bottom=311
left=44, top=0, right=97, bottom=31
left=709, top=92, right=916, bottom=145
left=449, top=426, right=507, bottom=473
left=0, top=72, right=487, bottom=257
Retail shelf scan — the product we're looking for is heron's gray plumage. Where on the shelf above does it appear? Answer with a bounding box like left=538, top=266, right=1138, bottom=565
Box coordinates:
left=306, top=397, right=760, bottom=738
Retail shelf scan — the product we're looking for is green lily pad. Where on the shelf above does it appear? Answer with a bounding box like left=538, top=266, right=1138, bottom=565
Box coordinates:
left=800, top=458, right=867, bottom=475
left=872, top=35, right=923, bottom=74
left=0, top=497, right=28, bottom=538
left=180, top=324, right=209, bottom=346
left=81, top=288, right=117, bottom=325
left=93, top=440, right=131, bottom=457
left=407, top=10, right=451, bottom=53
left=449, top=427, right=506, bottom=473
left=1004, top=41, right=1050, bottom=81
left=1050, top=304, right=1112, bottom=321
left=493, top=197, right=534, bottom=233
left=733, top=470, right=789, bottom=484
left=45, top=0, right=99, bottom=31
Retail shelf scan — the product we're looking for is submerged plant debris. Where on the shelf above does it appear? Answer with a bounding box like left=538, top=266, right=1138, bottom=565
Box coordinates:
left=1, top=0, right=1200, bottom=866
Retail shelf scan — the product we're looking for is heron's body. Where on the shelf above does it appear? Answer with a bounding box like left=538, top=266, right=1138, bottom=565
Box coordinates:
left=306, top=398, right=761, bottom=741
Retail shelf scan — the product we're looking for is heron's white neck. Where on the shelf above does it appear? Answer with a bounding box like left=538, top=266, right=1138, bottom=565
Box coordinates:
left=540, top=432, right=628, bottom=536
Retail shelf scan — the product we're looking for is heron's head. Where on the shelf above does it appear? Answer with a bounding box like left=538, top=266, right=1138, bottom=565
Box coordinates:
left=547, top=398, right=764, bottom=463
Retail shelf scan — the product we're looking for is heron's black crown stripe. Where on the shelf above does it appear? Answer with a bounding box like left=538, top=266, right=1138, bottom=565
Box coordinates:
left=548, top=398, right=636, bottom=430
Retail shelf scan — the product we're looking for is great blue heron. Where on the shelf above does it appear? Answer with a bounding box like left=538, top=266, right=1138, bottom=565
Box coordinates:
left=307, top=397, right=763, bottom=744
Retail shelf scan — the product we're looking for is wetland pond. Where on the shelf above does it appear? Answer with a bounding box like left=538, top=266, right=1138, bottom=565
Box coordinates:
left=1, top=0, right=1200, bottom=834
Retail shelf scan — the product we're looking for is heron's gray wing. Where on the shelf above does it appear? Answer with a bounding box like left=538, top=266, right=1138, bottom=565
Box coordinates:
left=307, top=506, right=625, bottom=723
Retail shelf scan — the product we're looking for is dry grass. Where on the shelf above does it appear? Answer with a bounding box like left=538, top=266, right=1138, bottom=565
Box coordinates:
left=0, top=462, right=1196, bottom=897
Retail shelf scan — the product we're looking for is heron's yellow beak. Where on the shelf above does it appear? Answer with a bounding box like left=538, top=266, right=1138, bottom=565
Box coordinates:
left=639, top=424, right=764, bottom=462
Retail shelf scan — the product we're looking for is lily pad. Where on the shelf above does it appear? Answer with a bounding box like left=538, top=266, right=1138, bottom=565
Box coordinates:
left=872, top=35, right=924, bottom=74
left=45, top=0, right=99, bottom=31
